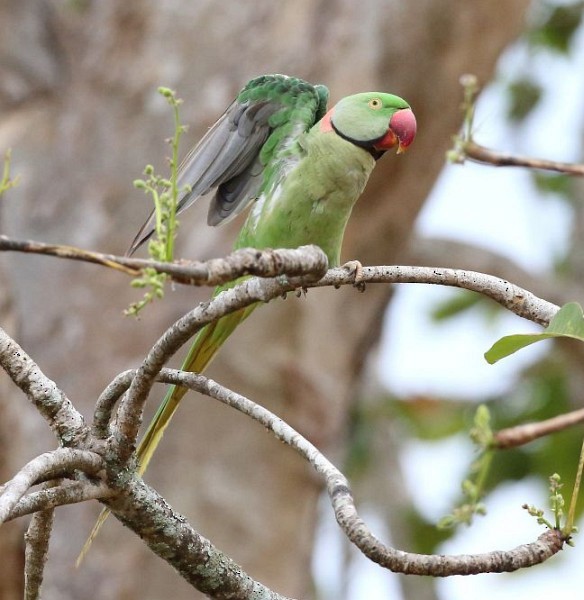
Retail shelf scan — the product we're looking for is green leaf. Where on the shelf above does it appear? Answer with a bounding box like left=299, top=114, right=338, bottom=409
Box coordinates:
left=532, top=172, right=572, bottom=197
left=507, top=78, right=542, bottom=122
left=431, top=290, right=482, bottom=322
left=485, top=302, right=584, bottom=364
left=528, top=3, right=584, bottom=54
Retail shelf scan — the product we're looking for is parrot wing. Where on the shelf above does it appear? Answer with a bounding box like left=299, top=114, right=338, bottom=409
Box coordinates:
left=128, top=75, right=329, bottom=254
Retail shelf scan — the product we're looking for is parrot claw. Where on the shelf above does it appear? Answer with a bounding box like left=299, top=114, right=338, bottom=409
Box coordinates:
left=342, top=260, right=366, bottom=292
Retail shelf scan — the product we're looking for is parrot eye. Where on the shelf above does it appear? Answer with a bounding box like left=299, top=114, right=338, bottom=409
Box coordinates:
left=368, top=98, right=382, bottom=110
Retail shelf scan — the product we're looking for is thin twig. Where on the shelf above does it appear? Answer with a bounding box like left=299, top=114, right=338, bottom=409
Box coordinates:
left=452, top=75, right=584, bottom=177
left=495, top=407, right=584, bottom=449
left=463, top=141, right=584, bottom=176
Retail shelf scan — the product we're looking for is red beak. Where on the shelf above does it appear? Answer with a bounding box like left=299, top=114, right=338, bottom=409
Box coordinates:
left=374, top=108, right=416, bottom=154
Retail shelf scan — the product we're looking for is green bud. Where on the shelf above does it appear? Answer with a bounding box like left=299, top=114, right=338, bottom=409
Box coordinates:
left=158, top=86, right=174, bottom=98
left=436, top=515, right=456, bottom=530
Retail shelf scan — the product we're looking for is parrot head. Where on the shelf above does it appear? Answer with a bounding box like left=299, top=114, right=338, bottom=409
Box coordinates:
left=322, top=92, right=416, bottom=155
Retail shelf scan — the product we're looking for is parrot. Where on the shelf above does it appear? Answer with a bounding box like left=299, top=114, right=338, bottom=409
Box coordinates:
left=79, top=74, right=416, bottom=560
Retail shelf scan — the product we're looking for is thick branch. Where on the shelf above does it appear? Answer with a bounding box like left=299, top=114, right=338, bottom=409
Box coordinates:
left=106, top=476, right=294, bottom=600
left=0, top=449, right=104, bottom=523
left=0, top=327, right=90, bottom=446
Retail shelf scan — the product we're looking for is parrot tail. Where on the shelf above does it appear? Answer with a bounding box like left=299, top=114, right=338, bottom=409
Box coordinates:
left=77, top=303, right=257, bottom=566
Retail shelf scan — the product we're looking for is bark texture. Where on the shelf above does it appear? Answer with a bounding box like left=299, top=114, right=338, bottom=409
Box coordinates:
left=0, top=0, right=529, bottom=597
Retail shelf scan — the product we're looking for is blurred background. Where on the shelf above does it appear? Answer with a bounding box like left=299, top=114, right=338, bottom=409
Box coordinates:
left=1, top=1, right=583, bottom=598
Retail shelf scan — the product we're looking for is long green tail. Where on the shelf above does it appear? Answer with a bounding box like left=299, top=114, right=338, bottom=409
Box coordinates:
left=136, top=303, right=257, bottom=473
left=77, top=302, right=257, bottom=565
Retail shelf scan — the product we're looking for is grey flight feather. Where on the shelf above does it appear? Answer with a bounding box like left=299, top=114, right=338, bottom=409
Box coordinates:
left=127, top=99, right=282, bottom=255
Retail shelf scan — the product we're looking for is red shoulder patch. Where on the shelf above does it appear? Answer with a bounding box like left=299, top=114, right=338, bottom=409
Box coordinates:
left=319, top=107, right=335, bottom=133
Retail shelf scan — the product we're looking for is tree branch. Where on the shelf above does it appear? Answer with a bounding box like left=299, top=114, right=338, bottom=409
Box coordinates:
left=146, top=369, right=566, bottom=575
left=0, top=449, right=104, bottom=523
left=407, top=236, right=561, bottom=300
left=104, top=476, right=295, bottom=600
left=316, top=265, right=558, bottom=326
left=1, top=249, right=569, bottom=590
left=93, top=370, right=135, bottom=439
left=70, top=366, right=567, bottom=579
left=107, top=262, right=557, bottom=466
left=495, top=407, right=584, bottom=449
left=0, top=327, right=90, bottom=447
left=462, top=141, right=584, bottom=176
left=0, top=236, right=329, bottom=287
left=452, top=76, right=584, bottom=177
left=111, top=245, right=328, bottom=465
left=5, top=480, right=114, bottom=522
left=24, top=483, right=55, bottom=600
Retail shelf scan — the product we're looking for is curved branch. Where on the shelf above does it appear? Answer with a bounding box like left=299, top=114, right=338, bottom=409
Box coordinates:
left=316, top=265, right=558, bottom=326
left=93, top=370, right=135, bottom=439
left=109, top=262, right=558, bottom=465
left=111, top=245, right=328, bottom=465
left=6, top=481, right=115, bottom=522
left=0, top=251, right=561, bottom=587
left=147, top=369, right=566, bottom=575
left=0, top=449, right=104, bottom=523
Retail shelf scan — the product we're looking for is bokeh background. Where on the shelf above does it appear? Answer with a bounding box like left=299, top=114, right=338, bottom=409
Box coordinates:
left=1, top=1, right=584, bottom=599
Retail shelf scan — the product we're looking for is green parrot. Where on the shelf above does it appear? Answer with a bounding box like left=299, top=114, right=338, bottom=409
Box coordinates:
left=79, top=74, right=415, bottom=559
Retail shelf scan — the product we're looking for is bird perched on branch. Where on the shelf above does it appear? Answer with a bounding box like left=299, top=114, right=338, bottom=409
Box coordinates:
left=79, top=73, right=416, bottom=560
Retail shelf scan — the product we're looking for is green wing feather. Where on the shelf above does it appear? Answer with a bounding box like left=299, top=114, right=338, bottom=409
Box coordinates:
left=78, top=75, right=328, bottom=563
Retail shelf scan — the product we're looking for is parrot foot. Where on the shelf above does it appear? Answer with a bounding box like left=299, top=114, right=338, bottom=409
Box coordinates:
left=342, top=260, right=366, bottom=292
